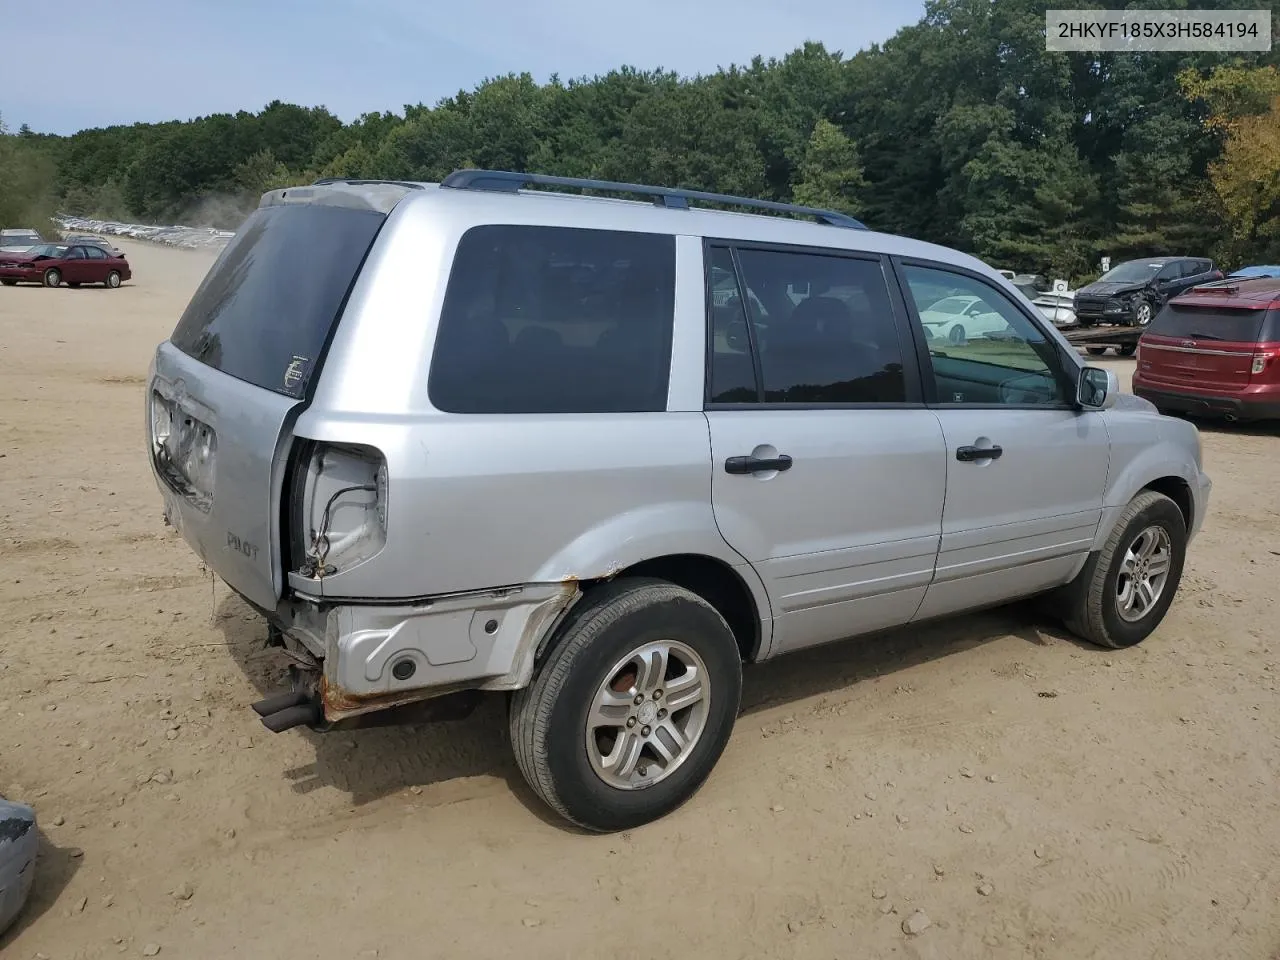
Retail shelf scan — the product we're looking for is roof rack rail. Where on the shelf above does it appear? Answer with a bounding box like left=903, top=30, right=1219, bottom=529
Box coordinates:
left=439, top=169, right=868, bottom=230
left=311, top=178, right=427, bottom=190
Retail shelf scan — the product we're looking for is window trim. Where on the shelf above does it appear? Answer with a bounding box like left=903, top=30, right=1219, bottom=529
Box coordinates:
left=890, top=255, right=1083, bottom=412
left=701, top=237, right=925, bottom=411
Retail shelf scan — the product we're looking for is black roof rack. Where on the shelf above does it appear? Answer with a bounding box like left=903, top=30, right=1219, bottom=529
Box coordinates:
left=439, top=169, right=868, bottom=230
left=310, top=178, right=427, bottom=190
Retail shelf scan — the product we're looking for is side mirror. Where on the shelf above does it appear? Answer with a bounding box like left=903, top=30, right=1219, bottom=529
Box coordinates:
left=1078, top=365, right=1119, bottom=411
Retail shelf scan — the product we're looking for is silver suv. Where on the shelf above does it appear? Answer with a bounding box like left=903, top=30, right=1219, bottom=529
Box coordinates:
left=147, top=170, right=1211, bottom=831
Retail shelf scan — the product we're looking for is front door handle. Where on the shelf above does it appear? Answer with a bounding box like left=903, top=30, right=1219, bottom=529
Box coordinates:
left=956, top=444, right=1003, bottom=462
left=725, top=454, right=793, bottom=475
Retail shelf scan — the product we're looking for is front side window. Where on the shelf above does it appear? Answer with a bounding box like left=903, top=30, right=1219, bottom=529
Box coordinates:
left=707, top=246, right=907, bottom=405
left=429, top=225, right=675, bottom=414
left=901, top=264, right=1071, bottom=406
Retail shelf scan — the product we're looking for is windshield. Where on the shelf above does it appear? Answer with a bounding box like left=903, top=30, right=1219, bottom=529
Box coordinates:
left=28, top=244, right=68, bottom=257
left=1098, top=260, right=1163, bottom=284
left=928, top=297, right=970, bottom=314
left=2, top=232, right=40, bottom=244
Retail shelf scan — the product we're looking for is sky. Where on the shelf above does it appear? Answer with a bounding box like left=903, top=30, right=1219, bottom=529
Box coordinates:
left=1, top=0, right=925, bottom=135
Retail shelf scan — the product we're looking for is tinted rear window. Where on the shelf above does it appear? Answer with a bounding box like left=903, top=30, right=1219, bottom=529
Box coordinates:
left=169, top=203, right=385, bottom=399
left=429, top=225, right=675, bottom=414
left=1149, top=302, right=1270, bottom=343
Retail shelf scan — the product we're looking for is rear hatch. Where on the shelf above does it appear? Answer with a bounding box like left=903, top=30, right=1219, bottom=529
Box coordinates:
left=147, top=196, right=389, bottom=611
left=1139, top=298, right=1270, bottom=392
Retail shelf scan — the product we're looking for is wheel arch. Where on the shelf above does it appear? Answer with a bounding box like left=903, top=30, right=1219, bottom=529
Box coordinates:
left=605, top=554, right=769, bottom=663
left=534, top=553, right=772, bottom=668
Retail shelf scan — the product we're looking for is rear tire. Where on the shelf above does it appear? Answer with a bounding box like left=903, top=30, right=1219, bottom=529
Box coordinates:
left=67, top=281, right=81, bottom=289
left=1086, top=346, right=1108, bottom=356
left=43, top=268, right=61, bottom=288
left=106, top=270, right=121, bottom=288
left=510, top=578, right=742, bottom=832
left=0, top=280, right=15, bottom=287
left=1059, top=491, right=1187, bottom=649
left=1117, top=343, right=1137, bottom=357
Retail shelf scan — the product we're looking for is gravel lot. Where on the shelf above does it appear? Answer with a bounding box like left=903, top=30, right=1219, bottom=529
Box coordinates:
left=2, top=239, right=1278, bottom=959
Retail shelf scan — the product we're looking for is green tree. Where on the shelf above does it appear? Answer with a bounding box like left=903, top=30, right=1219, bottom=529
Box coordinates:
left=791, top=119, right=866, bottom=215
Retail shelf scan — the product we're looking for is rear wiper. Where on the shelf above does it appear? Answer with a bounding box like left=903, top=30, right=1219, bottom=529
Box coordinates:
left=1184, top=331, right=1224, bottom=341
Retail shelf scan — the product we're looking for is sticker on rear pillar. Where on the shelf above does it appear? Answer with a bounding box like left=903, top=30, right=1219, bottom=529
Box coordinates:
left=283, top=356, right=311, bottom=394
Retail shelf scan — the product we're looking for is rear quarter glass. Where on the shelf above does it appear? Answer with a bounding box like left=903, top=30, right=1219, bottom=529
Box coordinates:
left=427, top=224, right=676, bottom=414
left=168, top=203, right=386, bottom=399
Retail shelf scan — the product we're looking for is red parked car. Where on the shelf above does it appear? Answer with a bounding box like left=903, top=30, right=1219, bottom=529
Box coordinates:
left=0, top=242, right=131, bottom=289
left=1134, top=276, right=1280, bottom=422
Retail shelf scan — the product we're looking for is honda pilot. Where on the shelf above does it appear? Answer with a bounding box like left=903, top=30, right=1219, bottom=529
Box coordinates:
left=148, top=171, right=1212, bottom=831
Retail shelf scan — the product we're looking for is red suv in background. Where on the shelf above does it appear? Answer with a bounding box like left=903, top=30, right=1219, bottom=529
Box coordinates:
left=1134, top=277, right=1280, bottom=422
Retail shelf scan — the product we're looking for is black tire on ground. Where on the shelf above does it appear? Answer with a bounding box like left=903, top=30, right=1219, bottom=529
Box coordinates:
left=0, top=280, right=16, bottom=286
left=509, top=577, right=742, bottom=832
left=1058, top=490, right=1187, bottom=649
left=1117, top=343, right=1137, bottom=357
left=106, top=270, right=121, bottom=288
left=67, top=281, right=81, bottom=288
left=1086, top=346, right=1108, bottom=356
left=43, top=268, right=61, bottom=288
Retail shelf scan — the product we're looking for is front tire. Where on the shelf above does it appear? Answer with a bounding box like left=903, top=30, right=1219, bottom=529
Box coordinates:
left=948, top=324, right=967, bottom=345
left=510, top=578, right=742, bottom=832
left=0, top=279, right=16, bottom=286
left=1086, top=346, right=1108, bottom=356
left=1060, top=491, right=1187, bottom=649
left=43, top=268, right=61, bottom=288
left=1133, top=298, right=1154, bottom=326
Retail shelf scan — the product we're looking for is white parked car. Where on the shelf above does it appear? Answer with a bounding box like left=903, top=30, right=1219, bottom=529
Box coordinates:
left=918, top=294, right=1013, bottom=343
left=0, top=229, right=42, bottom=253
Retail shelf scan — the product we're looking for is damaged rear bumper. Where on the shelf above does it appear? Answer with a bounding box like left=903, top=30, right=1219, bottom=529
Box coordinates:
left=254, top=582, right=579, bottom=729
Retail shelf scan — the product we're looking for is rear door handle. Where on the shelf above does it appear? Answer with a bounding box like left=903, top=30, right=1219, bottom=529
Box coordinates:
left=956, top=444, right=1003, bottom=462
left=725, top=454, right=793, bottom=475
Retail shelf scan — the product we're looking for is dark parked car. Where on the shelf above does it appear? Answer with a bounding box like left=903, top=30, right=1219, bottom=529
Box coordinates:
left=1074, top=257, right=1221, bottom=327
left=1134, top=276, right=1280, bottom=422
left=0, top=242, right=131, bottom=288
left=64, top=233, right=124, bottom=257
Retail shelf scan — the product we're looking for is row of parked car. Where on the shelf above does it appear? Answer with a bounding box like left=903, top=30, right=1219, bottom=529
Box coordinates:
left=0, top=228, right=132, bottom=288
left=1000, top=257, right=1280, bottom=331
left=57, top=215, right=236, bottom=251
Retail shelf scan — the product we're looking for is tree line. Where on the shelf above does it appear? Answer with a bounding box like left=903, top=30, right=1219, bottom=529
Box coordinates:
left=3, top=0, right=1279, bottom=282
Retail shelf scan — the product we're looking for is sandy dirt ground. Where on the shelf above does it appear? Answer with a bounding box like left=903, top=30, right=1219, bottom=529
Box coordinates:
left=1, top=240, right=1278, bottom=960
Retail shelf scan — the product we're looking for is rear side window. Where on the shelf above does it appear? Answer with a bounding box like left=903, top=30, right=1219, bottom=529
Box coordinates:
left=170, top=203, right=386, bottom=399
left=1149, top=303, right=1268, bottom=343
left=429, top=225, right=675, bottom=414
left=708, top=245, right=907, bottom=405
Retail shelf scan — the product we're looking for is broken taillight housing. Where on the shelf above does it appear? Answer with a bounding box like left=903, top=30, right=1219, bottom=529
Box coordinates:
left=292, top=442, right=388, bottom=578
